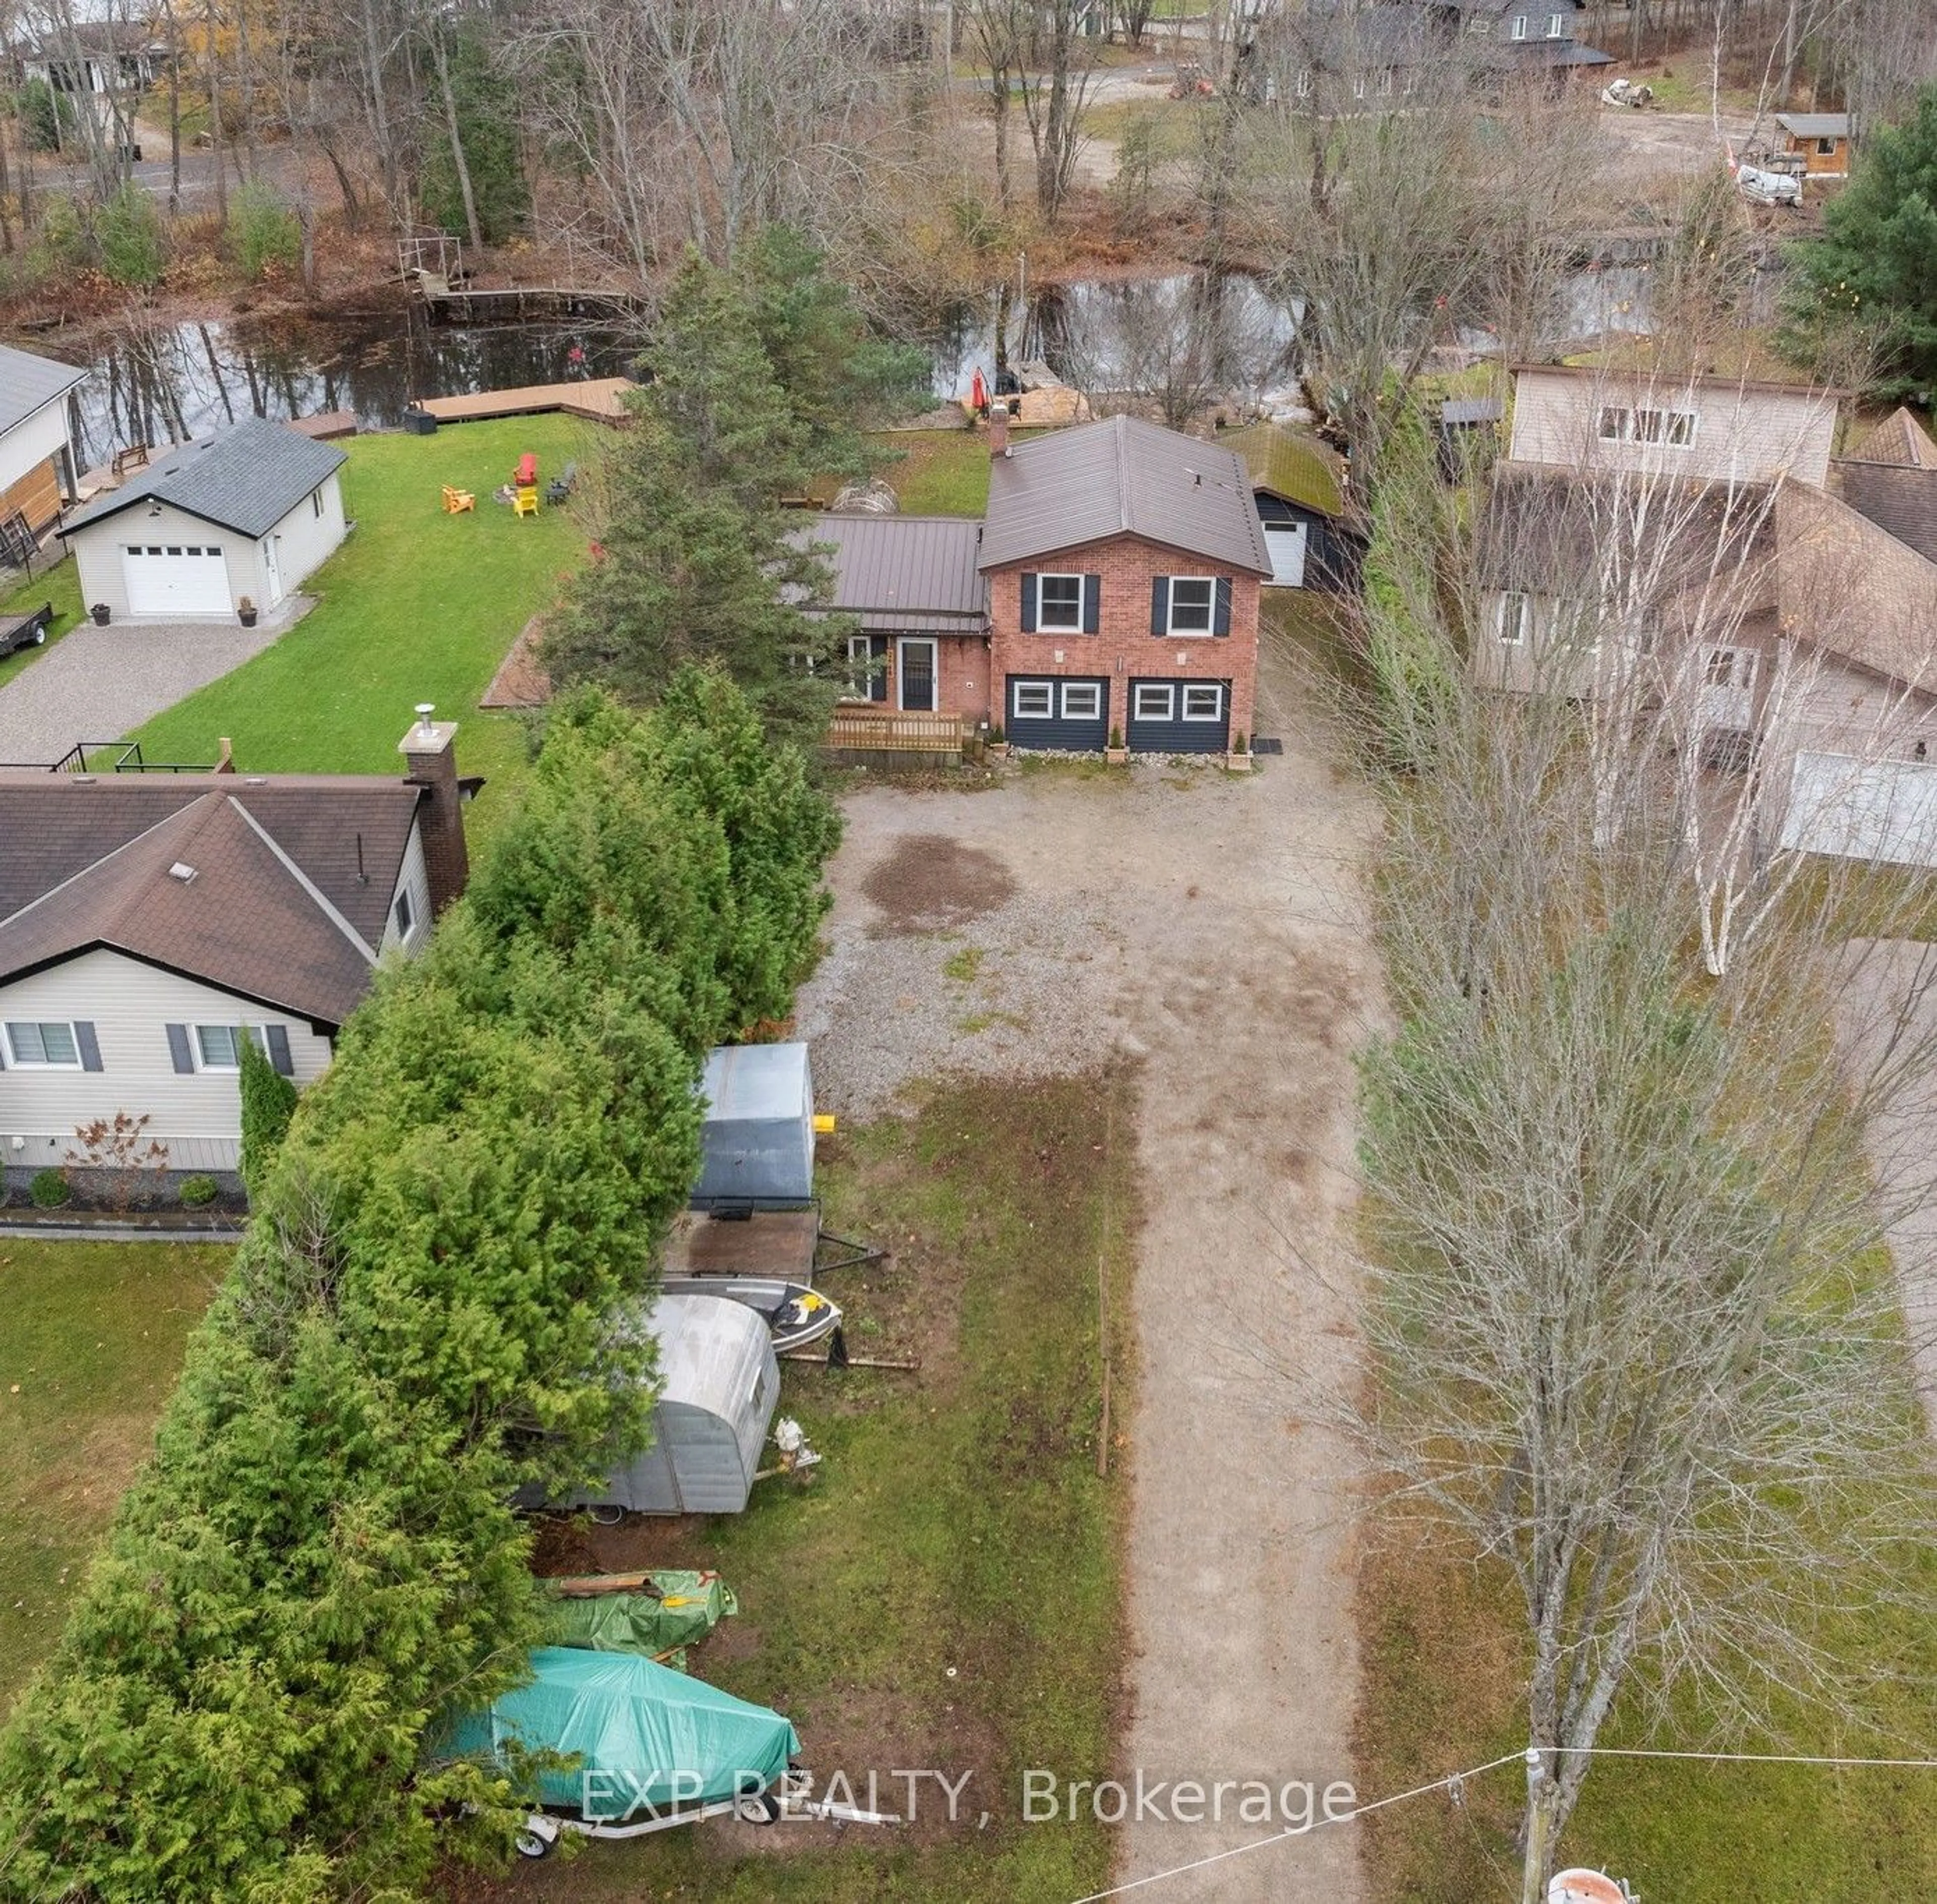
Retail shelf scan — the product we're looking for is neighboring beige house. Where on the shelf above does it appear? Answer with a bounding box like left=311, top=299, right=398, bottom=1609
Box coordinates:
left=1505, top=365, right=1839, bottom=489
left=0, top=343, right=84, bottom=543
left=0, top=713, right=470, bottom=1190
left=62, top=417, right=347, bottom=623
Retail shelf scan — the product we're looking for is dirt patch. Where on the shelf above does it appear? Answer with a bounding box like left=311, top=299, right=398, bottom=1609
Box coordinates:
left=860, top=833, right=1016, bottom=935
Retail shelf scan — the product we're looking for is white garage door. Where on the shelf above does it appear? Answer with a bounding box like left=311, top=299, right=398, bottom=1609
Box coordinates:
left=1264, top=521, right=1307, bottom=588
left=123, top=541, right=231, bottom=617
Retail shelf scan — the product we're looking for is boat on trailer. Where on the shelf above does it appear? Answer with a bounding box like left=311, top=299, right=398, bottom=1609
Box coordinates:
left=659, top=1274, right=842, bottom=1353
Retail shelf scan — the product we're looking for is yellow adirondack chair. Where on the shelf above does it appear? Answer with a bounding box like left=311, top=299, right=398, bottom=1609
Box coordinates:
left=442, top=485, right=475, bottom=515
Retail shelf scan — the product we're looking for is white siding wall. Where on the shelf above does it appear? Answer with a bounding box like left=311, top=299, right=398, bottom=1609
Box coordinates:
left=0, top=949, right=333, bottom=1172
left=0, top=401, right=72, bottom=495
left=251, top=470, right=347, bottom=606
left=377, top=820, right=432, bottom=957
left=1508, top=370, right=1837, bottom=488
left=70, top=499, right=258, bottom=623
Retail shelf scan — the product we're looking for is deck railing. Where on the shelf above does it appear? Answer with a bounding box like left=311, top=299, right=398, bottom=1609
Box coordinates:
left=826, top=709, right=976, bottom=755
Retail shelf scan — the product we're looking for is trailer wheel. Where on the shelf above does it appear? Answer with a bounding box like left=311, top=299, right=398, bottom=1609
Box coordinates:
left=734, top=1793, right=782, bottom=1826
left=515, top=1828, right=554, bottom=1860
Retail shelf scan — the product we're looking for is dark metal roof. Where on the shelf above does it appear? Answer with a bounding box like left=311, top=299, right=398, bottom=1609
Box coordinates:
left=0, top=343, right=85, bottom=438
left=980, top=415, right=1271, bottom=576
left=0, top=775, right=423, bottom=1027
left=801, top=514, right=989, bottom=631
left=64, top=417, right=348, bottom=540
left=1776, top=112, right=1849, bottom=138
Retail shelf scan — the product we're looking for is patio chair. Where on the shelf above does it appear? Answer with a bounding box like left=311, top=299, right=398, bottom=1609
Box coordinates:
left=514, top=486, right=539, bottom=519
left=442, top=484, right=475, bottom=515
left=546, top=462, right=579, bottom=505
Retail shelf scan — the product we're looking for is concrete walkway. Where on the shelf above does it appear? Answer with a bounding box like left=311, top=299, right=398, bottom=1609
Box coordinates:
left=0, top=599, right=311, bottom=765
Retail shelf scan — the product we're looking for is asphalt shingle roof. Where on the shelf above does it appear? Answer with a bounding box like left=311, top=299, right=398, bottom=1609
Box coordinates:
left=0, top=775, right=422, bottom=1027
left=1778, top=478, right=1937, bottom=693
left=0, top=343, right=85, bottom=438
left=64, top=417, right=348, bottom=539
left=980, top=415, right=1271, bottom=576
left=1842, top=407, right=1937, bottom=471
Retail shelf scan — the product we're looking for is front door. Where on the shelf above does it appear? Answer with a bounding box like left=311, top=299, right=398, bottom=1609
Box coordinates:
left=898, top=636, right=937, bottom=712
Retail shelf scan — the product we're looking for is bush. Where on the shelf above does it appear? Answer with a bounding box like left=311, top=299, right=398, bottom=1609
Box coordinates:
left=18, top=79, right=79, bottom=154
left=31, top=194, right=86, bottom=273
left=28, top=1168, right=69, bottom=1209
left=0, top=675, right=839, bottom=1900
left=238, top=1033, right=298, bottom=1201
left=94, top=183, right=165, bottom=288
left=178, top=1174, right=219, bottom=1208
left=225, top=180, right=300, bottom=281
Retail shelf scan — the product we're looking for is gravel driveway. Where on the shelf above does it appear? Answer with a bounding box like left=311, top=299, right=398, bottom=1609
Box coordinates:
left=797, top=631, right=1382, bottom=1899
left=0, top=604, right=308, bottom=765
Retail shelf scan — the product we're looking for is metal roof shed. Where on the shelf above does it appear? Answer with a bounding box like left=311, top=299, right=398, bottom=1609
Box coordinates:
left=579, top=1295, right=781, bottom=1516
left=691, top=1043, right=816, bottom=1211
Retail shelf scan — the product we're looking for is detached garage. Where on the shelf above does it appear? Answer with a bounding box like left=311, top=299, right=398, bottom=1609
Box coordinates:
left=63, top=417, right=348, bottom=624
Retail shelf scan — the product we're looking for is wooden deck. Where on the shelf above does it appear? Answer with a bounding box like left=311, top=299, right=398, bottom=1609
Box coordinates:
left=827, top=708, right=978, bottom=757
left=417, top=378, right=638, bottom=427
left=289, top=410, right=358, bottom=441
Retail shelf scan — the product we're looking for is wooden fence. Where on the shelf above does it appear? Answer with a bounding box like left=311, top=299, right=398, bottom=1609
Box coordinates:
left=826, top=710, right=977, bottom=757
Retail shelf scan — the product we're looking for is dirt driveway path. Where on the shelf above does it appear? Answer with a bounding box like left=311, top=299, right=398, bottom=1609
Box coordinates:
left=796, top=633, right=1382, bottom=1899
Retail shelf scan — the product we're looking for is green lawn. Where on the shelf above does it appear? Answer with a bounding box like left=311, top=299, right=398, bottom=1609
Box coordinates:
left=448, top=1073, right=1136, bottom=1902
left=0, top=1240, right=229, bottom=1712
left=134, top=417, right=597, bottom=848
left=878, top=429, right=1044, bottom=518
left=0, top=555, right=85, bottom=697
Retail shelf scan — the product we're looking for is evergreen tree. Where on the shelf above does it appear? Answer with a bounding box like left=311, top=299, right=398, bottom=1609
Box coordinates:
left=1785, top=86, right=1937, bottom=399
left=237, top=1031, right=298, bottom=1202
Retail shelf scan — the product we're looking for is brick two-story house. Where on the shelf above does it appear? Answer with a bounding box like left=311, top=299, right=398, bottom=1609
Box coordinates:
left=816, top=413, right=1271, bottom=755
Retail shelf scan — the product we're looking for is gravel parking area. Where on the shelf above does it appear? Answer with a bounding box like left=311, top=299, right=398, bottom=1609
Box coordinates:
left=0, top=601, right=311, bottom=764
left=797, top=632, right=1383, bottom=1900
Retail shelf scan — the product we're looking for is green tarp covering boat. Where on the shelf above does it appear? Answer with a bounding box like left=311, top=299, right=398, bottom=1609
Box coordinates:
left=435, top=1648, right=799, bottom=1821
left=543, top=1572, right=738, bottom=1658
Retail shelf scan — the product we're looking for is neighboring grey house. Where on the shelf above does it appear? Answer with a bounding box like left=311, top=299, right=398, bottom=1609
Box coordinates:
left=0, top=712, right=470, bottom=1188
left=62, top=418, right=348, bottom=623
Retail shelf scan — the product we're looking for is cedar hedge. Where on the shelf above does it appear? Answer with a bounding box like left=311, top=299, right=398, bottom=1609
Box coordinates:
left=0, top=672, right=839, bottom=1901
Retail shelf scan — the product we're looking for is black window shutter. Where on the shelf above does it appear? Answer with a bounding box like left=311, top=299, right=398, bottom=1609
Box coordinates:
left=1214, top=577, right=1233, bottom=636
left=1151, top=577, right=1169, bottom=635
left=1020, top=573, right=1038, bottom=632
left=75, top=1022, right=103, bottom=1072
left=165, top=1023, right=193, bottom=1074
left=870, top=634, right=889, bottom=703
left=1083, top=575, right=1101, bottom=633
left=266, top=1025, right=294, bottom=1077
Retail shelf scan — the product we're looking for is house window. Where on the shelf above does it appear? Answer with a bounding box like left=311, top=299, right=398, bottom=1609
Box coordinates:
left=393, top=887, right=415, bottom=941
left=1352, top=74, right=1368, bottom=98
left=1296, top=67, right=1313, bottom=97
left=1164, top=578, right=1216, bottom=635
left=1377, top=67, right=1393, bottom=93
left=312, top=487, right=324, bottom=518
left=1664, top=410, right=1696, bottom=445
left=1497, top=592, right=1531, bottom=645
left=1546, top=11, right=1564, bottom=33
left=1133, top=683, right=1175, bottom=721
left=1012, top=680, right=1055, bottom=720
left=1510, top=13, right=1528, bottom=36
left=1816, top=136, right=1838, bottom=155
left=194, top=1024, right=258, bottom=1071
left=1181, top=684, right=1225, bottom=720
left=1061, top=682, right=1103, bottom=720
left=1037, top=574, right=1085, bottom=632
left=4, top=1020, right=79, bottom=1067
left=1467, top=13, right=1493, bottom=31
left=1598, top=406, right=1626, bottom=441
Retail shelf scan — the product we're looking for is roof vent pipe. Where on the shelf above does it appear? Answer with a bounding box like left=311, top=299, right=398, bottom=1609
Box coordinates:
left=415, top=701, right=437, bottom=738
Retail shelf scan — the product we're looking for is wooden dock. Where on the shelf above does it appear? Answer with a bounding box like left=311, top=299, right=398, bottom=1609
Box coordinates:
left=418, top=378, right=638, bottom=427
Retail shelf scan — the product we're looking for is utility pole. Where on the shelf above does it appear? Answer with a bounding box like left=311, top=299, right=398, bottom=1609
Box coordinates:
left=1521, top=1748, right=1552, bottom=1904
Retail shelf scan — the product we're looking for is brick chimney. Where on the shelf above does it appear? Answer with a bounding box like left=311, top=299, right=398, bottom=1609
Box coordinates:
left=398, top=703, right=469, bottom=916
left=988, top=403, right=1009, bottom=458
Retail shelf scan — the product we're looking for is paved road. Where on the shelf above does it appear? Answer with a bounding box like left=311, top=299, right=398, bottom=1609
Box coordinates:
left=0, top=601, right=308, bottom=765
left=799, top=629, right=1382, bottom=1900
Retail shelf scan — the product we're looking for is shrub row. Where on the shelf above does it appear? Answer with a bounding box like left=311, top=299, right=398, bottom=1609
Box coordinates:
left=0, top=673, right=839, bottom=1901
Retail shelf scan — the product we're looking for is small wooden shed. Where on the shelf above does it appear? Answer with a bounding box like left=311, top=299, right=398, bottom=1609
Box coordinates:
left=1217, top=421, right=1363, bottom=593
left=1776, top=112, right=1850, bottom=180
left=573, top=1294, right=781, bottom=1516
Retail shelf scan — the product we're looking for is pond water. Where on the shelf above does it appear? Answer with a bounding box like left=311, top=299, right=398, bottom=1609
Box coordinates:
left=50, top=256, right=1709, bottom=469
left=65, top=312, right=640, bottom=470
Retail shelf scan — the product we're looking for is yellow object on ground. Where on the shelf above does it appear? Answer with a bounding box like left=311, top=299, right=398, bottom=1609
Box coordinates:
left=441, top=484, right=475, bottom=515
left=513, top=486, right=538, bottom=518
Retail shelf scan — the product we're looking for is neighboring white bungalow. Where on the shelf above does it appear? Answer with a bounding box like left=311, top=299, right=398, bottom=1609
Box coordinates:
left=0, top=712, right=471, bottom=1188
left=62, top=417, right=348, bottom=623
left=0, top=342, right=85, bottom=541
